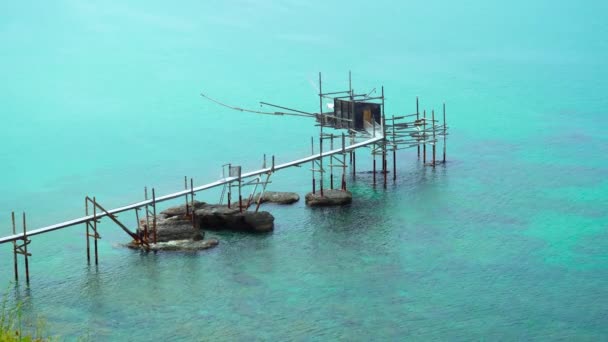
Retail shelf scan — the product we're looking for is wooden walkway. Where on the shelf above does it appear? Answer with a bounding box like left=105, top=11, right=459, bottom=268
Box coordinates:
left=0, top=135, right=383, bottom=245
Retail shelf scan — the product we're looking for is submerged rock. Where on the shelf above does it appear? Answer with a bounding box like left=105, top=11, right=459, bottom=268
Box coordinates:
left=254, top=191, right=300, bottom=205
left=126, top=238, right=219, bottom=251
left=305, top=189, right=352, bottom=206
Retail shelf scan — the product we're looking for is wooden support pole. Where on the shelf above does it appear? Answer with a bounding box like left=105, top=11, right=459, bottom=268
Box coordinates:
left=342, top=133, right=347, bottom=190
left=255, top=173, right=271, bottom=213
left=416, top=97, right=420, bottom=158
left=134, top=207, right=140, bottom=236
left=190, top=178, right=196, bottom=226
left=144, top=187, right=149, bottom=233
left=311, top=136, right=315, bottom=194
left=184, top=176, right=189, bottom=215
left=423, top=110, right=427, bottom=164
left=373, top=144, right=377, bottom=186
left=227, top=164, right=232, bottom=209
left=330, top=134, right=334, bottom=190
left=432, top=109, right=436, bottom=167
left=190, top=178, right=195, bottom=211
left=93, top=197, right=98, bottom=265
left=87, top=197, right=139, bottom=241
left=443, top=102, right=447, bottom=163
left=319, top=72, right=324, bottom=197
left=11, top=212, right=18, bottom=282
left=348, top=71, right=353, bottom=180
left=319, top=136, right=324, bottom=196
left=85, top=199, right=90, bottom=264
left=143, top=207, right=149, bottom=244
left=152, top=188, right=157, bottom=244
left=353, top=150, right=356, bottom=176
left=238, top=168, right=243, bottom=213
left=382, top=86, right=387, bottom=188
left=392, top=115, right=397, bottom=181
left=22, top=212, right=29, bottom=284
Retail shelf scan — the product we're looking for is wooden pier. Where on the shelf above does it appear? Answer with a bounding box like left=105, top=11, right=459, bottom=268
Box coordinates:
left=1, top=72, right=449, bottom=284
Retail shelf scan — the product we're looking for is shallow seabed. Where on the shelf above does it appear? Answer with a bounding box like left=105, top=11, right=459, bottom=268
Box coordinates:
left=1, top=0, right=607, bottom=340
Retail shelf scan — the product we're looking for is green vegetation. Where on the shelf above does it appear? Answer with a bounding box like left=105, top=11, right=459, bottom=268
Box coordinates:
left=1, top=287, right=52, bottom=342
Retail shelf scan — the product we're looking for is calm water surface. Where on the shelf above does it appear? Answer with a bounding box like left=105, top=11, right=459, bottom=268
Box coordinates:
left=1, top=1, right=607, bottom=340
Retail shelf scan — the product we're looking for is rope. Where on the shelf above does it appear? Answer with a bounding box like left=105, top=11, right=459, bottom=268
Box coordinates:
left=200, top=93, right=313, bottom=118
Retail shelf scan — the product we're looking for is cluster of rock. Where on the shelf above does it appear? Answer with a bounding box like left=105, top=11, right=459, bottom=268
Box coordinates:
left=126, top=190, right=352, bottom=251
left=145, top=201, right=275, bottom=240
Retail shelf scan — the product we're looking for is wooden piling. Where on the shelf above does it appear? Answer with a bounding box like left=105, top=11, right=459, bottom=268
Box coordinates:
left=144, top=187, right=151, bottom=243
left=152, top=189, right=157, bottom=244
left=134, top=206, right=140, bottom=237
left=416, top=97, right=420, bottom=159
left=423, top=110, right=427, bottom=164
left=432, top=109, right=436, bottom=167
left=143, top=205, right=149, bottom=244
left=11, top=212, right=18, bottom=282
left=311, top=136, right=316, bottom=194
left=341, top=133, right=347, bottom=190
left=319, top=72, right=324, bottom=197
left=238, top=167, right=243, bottom=213
left=85, top=199, right=90, bottom=264
left=319, top=136, right=324, bottom=196
left=93, top=197, right=98, bottom=265
left=373, top=145, right=377, bottom=186
left=330, top=134, right=334, bottom=189
left=190, top=177, right=195, bottom=213
left=22, top=212, right=29, bottom=284
left=382, top=86, right=387, bottom=188
left=353, top=151, right=356, bottom=176
left=443, top=102, right=447, bottom=163
left=392, top=115, right=397, bottom=181
left=184, top=176, right=189, bottom=215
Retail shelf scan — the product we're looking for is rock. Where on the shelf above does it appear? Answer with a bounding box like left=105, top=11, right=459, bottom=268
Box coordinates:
left=254, top=191, right=300, bottom=205
left=242, top=211, right=274, bottom=232
left=195, top=205, right=274, bottom=233
left=305, top=189, right=352, bottom=207
left=126, top=238, right=219, bottom=251
left=138, top=215, right=199, bottom=242
left=160, top=200, right=207, bottom=218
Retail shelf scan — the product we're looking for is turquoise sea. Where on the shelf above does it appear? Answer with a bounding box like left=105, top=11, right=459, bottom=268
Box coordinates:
left=1, top=1, right=607, bottom=340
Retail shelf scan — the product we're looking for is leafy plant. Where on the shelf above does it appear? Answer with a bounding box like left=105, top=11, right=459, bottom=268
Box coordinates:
left=0, top=286, right=54, bottom=342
